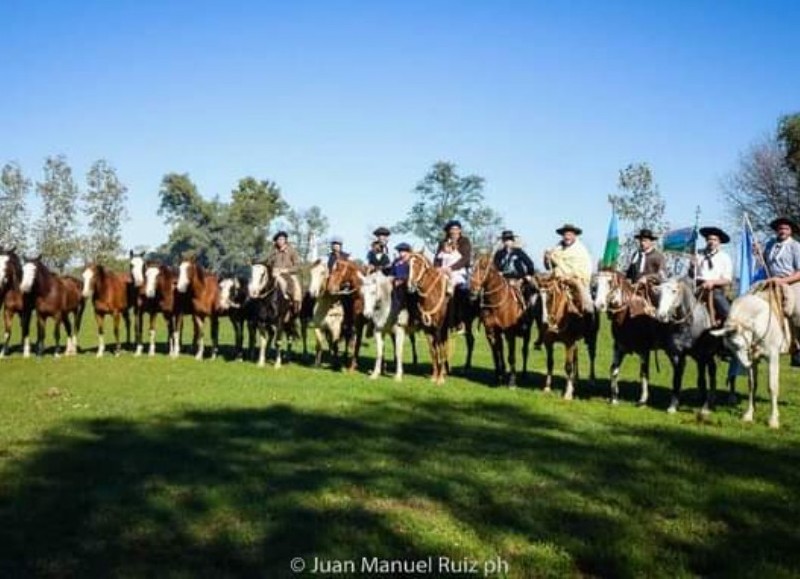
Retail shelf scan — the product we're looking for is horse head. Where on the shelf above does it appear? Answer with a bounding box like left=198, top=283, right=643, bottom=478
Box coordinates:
left=129, top=250, right=146, bottom=288
left=81, top=263, right=98, bottom=299
left=469, top=254, right=492, bottom=298
left=656, top=278, right=692, bottom=323
left=407, top=252, right=432, bottom=293
left=0, top=246, right=17, bottom=290
left=307, top=259, right=328, bottom=298
left=360, top=272, right=381, bottom=319
left=248, top=262, right=271, bottom=299
left=177, top=255, right=199, bottom=294
left=20, top=254, right=43, bottom=294
left=327, top=259, right=360, bottom=294
left=144, top=263, right=162, bottom=299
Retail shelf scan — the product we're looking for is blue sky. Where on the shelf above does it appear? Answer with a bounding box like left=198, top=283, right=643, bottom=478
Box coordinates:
left=1, top=0, right=797, bottom=265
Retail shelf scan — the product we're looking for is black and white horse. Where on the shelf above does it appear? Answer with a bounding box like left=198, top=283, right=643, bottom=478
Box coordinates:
left=247, top=263, right=297, bottom=368
left=217, top=276, right=250, bottom=360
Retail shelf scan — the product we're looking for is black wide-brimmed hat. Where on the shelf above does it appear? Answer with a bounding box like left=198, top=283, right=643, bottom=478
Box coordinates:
left=272, top=230, right=288, bottom=242
left=443, top=219, right=462, bottom=231
left=633, top=228, right=658, bottom=241
left=395, top=242, right=412, bottom=252
left=770, top=217, right=800, bottom=233
left=555, top=223, right=582, bottom=236
left=699, top=226, right=730, bottom=244
left=373, top=226, right=391, bottom=237
left=499, top=230, right=517, bottom=241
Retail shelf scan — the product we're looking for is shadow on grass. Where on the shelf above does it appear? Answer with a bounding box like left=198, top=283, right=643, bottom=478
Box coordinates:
left=2, top=399, right=799, bottom=578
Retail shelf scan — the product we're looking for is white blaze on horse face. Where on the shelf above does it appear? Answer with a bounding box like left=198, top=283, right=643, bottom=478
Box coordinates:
left=248, top=264, right=268, bottom=298
left=82, top=268, right=94, bottom=298
left=130, top=256, right=145, bottom=287
left=219, top=279, right=235, bottom=309
left=362, top=277, right=378, bottom=318
left=20, top=262, right=36, bottom=293
left=307, top=263, right=327, bottom=298
left=145, top=267, right=160, bottom=298
left=0, top=255, right=8, bottom=288
left=593, top=274, right=610, bottom=311
left=177, top=261, right=191, bottom=293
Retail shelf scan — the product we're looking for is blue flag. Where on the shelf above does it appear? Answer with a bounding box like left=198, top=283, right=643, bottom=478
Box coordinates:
left=737, top=221, right=766, bottom=296
left=662, top=226, right=698, bottom=254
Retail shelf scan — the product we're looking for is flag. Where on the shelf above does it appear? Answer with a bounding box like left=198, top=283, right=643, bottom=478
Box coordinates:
left=662, top=226, right=698, bottom=254
left=601, top=210, right=619, bottom=269
left=737, top=217, right=766, bottom=296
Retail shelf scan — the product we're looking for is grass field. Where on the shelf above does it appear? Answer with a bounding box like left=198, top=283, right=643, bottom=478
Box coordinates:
left=1, top=310, right=800, bottom=578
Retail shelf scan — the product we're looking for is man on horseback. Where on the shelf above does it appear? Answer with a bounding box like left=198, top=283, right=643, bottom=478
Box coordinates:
left=266, top=231, right=302, bottom=315
left=435, top=220, right=472, bottom=332
left=366, top=227, right=392, bottom=274
left=389, top=242, right=413, bottom=317
left=763, top=217, right=800, bottom=366
left=327, top=237, right=350, bottom=271
left=543, top=223, right=594, bottom=313
left=625, top=228, right=665, bottom=284
left=689, top=226, right=732, bottom=325
left=493, top=230, right=536, bottom=304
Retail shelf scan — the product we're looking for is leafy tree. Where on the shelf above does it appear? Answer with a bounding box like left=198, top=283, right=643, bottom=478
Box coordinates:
left=721, top=130, right=799, bottom=234
left=82, top=160, right=129, bottom=263
left=227, top=177, right=288, bottom=266
left=608, top=162, right=668, bottom=264
left=283, top=206, right=330, bottom=262
left=394, top=161, right=504, bottom=251
left=778, top=112, right=800, bottom=176
left=34, top=155, right=81, bottom=271
left=0, top=162, right=31, bottom=253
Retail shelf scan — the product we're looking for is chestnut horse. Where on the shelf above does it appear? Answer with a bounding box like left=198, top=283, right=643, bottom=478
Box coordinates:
left=533, top=274, right=599, bottom=399
left=82, top=264, right=133, bottom=357
left=0, top=247, right=24, bottom=357
left=470, top=254, right=533, bottom=386
left=593, top=270, right=662, bottom=405
left=177, top=256, right=221, bottom=360
left=138, top=263, right=180, bottom=357
left=407, top=252, right=451, bottom=384
left=325, top=258, right=365, bottom=372
left=19, top=256, right=85, bottom=358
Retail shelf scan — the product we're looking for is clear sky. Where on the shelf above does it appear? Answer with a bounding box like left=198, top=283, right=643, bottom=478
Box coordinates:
left=1, top=0, right=797, bottom=266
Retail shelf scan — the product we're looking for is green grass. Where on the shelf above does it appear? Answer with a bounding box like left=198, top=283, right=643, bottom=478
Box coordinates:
left=1, top=310, right=800, bottom=578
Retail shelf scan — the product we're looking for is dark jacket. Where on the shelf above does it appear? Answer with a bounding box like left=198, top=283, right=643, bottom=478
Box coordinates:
left=367, top=249, right=391, bottom=272
left=493, top=247, right=535, bottom=279
left=433, top=236, right=472, bottom=270
left=327, top=250, right=350, bottom=270
left=625, top=249, right=665, bottom=282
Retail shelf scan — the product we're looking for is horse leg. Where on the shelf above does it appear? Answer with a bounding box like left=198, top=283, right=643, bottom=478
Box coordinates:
left=410, top=331, right=418, bottom=367
left=544, top=341, right=554, bottom=393
left=587, top=318, right=598, bottom=385
left=96, top=312, right=106, bottom=357
left=667, top=354, right=686, bottom=413
left=507, top=331, right=517, bottom=388
left=123, top=308, right=132, bottom=350
left=609, top=345, right=623, bottom=405
left=2, top=308, right=13, bottom=357
left=486, top=329, right=502, bottom=384
left=210, top=314, right=219, bottom=361
left=274, top=323, right=283, bottom=369
left=726, top=361, right=739, bottom=405
left=22, top=308, right=32, bottom=358
left=426, top=333, right=437, bottom=382
left=314, top=328, right=324, bottom=367
left=700, top=356, right=717, bottom=416
left=638, top=351, right=650, bottom=406
left=563, top=342, right=576, bottom=400
left=743, top=363, right=757, bottom=422
left=45, top=315, right=55, bottom=358
left=463, top=324, right=475, bottom=372
left=193, top=314, right=204, bottom=360
left=112, top=311, right=122, bottom=357
left=147, top=313, right=157, bottom=356
left=135, top=307, right=144, bottom=356
left=171, top=314, right=182, bottom=359
left=258, top=326, right=268, bottom=368
left=767, top=355, right=780, bottom=428
left=371, top=328, right=384, bottom=379
left=521, top=325, right=531, bottom=379
left=394, top=326, right=406, bottom=381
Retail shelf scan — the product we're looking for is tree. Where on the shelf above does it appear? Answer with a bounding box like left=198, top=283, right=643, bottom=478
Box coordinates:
left=778, top=112, right=800, bottom=176
left=283, top=205, right=330, bottom=262
left=82, top=160, right=129, bottom=262
left=394, top=161, right=504, bottom=251
left=608, top=162, right=668, bottom=264
left=34, top=155, right=81, bottom=271
left=0, top=162, right=31, bottom=253
left=721, top=134, right=799, bottom=234
left=226, top=177, right=288, bottom=267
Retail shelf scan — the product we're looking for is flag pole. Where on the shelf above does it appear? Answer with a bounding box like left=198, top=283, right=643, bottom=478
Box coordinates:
left=692, top=206, right=701, bottom=285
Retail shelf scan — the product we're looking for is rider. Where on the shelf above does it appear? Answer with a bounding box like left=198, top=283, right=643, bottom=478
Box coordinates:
left=543, top=223, right=594, bottom=313
left=492, top=230, right=536, bottom=303
left=625, top=228, right=665, bottom=284
left=434, top=220, right=472, bottom=332
left=389, top=242, right=413, bottom=317
left=763, top=216, right=800, bottom=366
left=265, top=231, right=302, bottom=314
left=366, top=227, right=392, bottom=274
left=689, top=226, right=732, bottom=325
left=327, top=237, right=350, bottom=271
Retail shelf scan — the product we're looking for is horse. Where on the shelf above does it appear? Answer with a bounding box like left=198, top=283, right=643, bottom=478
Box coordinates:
left=217, top=276, right=249, bottom=360
left=247, top=262, right=297, bottom=368
left=82, top=263, right=133, bottom=357
left=711, top=285, right=792, bottom=428
left=176, top=256, right=221, bottom=360
left=655, top=277, right=722, bottom=415
left=0, top=246, right=25, bottom=358
left=325, top=258, right=366, bottom=372
left=360, top=270, right=418, bottom=380
left=533, top=274, right=598, bottom=399
left=137, top=263, right=180, bottom=357
left=407, top=252, right=451, bottom=384
left=306, top=259, right=347, bottom=369
left=19, top=256, right=85, bottom=358
left=469, top=254, right=533, bottom=386
left=593, top=270, right=662, bottom=405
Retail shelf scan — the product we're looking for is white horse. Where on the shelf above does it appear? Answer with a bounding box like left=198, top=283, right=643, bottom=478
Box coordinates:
left=360, top=271, right=416, bottom=381
left=307, top=260, right=346, bottom=368
left=712, top=289, right=791, bottom=428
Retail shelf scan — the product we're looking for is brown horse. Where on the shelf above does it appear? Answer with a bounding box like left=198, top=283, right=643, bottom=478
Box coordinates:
left=325, top=258, right=366, bottom=372
left=470, top=254, right=533, bottom=386
left=138, top=263, right=180, bottom=357
left=407, top=252, right=451, bottom=384
left=177, top=256, right=221, bottom=360
left=533, top=274, right=598, bottom=399
left=19, top=256, right=85, bottom=358
left=82, top=264, right=133, bottom=357
left=0, top=247, right=24, bottom=357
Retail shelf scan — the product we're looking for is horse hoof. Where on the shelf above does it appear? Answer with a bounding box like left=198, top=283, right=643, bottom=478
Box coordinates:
left=369, top=373, right=380, bottom=380
left=742, top=413, right=754, bottom=423
left=563, top=394, right=573, bottom=401
left=393, top=375, right=403, bottom=383
left=96, top=352, right=103, bottom=359
left=636, top=400, right=648, bottom=408
left=543, top=387, right=552, bottom=394
left=769, top=419, right=780, bottom=429
left=609, top=398, right=619, bottom=406
left=667, top=406, right=677, bottom=414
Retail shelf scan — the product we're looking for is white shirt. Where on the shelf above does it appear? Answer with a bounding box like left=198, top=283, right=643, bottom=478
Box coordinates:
left=437, top=249, right=467, bottom=286
left=696, top=249, right=733, bottom=282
